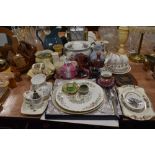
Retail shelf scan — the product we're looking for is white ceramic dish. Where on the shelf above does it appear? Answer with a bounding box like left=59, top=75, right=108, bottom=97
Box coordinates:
left=21, top=98, right=49, bottom=115
left=55, top=80, right=105, bottom=113
left=118, top=85, right=155, bottom=120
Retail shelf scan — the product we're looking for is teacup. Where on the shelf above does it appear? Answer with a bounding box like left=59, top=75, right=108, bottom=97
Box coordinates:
left=37, top=83, right=51, bottom=100
left=78, top=84, right=89, bottom=95
left=31, top=74, right=46, bottom=90
left=23, top=90, right=43, bottom=109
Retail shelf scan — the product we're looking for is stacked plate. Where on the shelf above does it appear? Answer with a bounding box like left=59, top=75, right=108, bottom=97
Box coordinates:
left=52, top=80, right=106, bottom=114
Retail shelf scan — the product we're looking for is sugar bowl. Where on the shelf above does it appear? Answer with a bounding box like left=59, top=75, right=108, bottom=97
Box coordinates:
left=97, top=70, right=115, bottom=88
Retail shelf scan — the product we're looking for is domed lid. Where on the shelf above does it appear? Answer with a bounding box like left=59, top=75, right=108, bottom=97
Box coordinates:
left=119, top=54, right=129, bottom=64
left=105, top=53, right=129, bottom=65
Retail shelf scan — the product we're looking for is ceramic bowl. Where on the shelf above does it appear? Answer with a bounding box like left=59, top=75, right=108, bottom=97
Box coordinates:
left=78, top=84, right=89, bottom=95
left=98, top=70, right=114, bottom=87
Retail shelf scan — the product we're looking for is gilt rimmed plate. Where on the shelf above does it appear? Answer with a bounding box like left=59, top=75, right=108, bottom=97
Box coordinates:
left=118, top=85, right=155, bottom=120
left=55, top=80, right=105, bottom=113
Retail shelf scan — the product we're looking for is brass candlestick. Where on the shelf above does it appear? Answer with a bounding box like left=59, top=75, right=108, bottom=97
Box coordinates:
left=128, top=32, right=145, bottom=63
left=128, top=26, right=155, bottom=63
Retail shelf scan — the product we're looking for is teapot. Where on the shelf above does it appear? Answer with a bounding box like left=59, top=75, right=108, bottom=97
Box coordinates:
left=60, top=61, right=77, bottom=79
left=90, top=44, right=105, bottom=68
left=36, top=27, right=63, bottom=50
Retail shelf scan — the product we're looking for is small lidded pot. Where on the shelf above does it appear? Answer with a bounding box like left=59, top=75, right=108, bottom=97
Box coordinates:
left=97, top=70, right=114, bottom=88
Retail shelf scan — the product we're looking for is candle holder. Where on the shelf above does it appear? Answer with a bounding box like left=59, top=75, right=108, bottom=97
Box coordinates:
left=118, top=26, right=129, bottom=54
left=128, top=26, right=155, bottom=63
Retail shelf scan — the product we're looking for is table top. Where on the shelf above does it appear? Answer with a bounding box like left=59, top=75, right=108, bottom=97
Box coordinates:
left=0, top=62, right=155, bottom=120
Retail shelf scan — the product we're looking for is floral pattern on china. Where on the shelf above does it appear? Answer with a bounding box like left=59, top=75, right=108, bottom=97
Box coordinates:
left=55, top=80, right=105, bottom=113
left=65, top=41, right=91, bottom=51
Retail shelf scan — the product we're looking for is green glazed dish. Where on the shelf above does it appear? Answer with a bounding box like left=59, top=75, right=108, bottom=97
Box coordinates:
left=62, top=82, right=79, bottom=95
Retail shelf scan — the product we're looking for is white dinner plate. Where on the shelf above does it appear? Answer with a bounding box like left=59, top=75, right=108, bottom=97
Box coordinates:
left=55, top=80, right=105, bottom=113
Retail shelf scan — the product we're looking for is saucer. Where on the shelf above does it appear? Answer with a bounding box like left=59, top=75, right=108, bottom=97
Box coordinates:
left=21, top=98, right=49, bottom=115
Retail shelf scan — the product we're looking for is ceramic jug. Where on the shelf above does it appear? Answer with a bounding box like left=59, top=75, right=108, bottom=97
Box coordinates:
left=36, top=26, right=63, bottom=50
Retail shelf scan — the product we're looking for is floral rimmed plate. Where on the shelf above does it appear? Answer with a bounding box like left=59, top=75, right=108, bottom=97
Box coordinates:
left=118, top=85, right=155, bottom=120
left=55, top=80, right=105, bottom=113
left=51, top=88, right=103, bottom=115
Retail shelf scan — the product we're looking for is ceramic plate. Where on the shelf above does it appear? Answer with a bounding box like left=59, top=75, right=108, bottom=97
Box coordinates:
left=118, top=85, right=154, bottom=120
left=21, top=99, right=49, bottom=115
left=55, top=80, right=105, bottom=113
left=122, top=90, right=146, bottom=113
left=65, top=41, right=91, bottom=51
